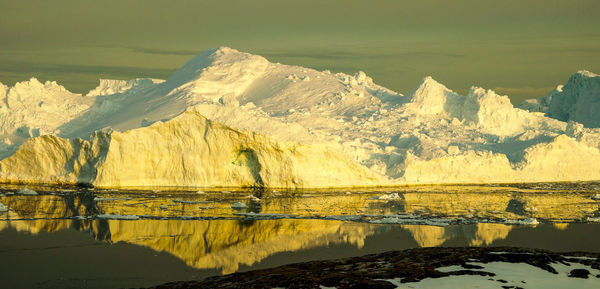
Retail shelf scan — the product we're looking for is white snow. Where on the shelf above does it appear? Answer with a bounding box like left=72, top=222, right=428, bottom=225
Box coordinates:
left=86, top=78, right=164, bottom=97
left=0, top=47, right=599, bottom=188
left=394, top=261, right=600, bottom=289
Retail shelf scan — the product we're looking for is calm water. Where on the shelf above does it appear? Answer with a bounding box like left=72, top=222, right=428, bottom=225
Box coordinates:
left=1, top=183, right=599, bottom=288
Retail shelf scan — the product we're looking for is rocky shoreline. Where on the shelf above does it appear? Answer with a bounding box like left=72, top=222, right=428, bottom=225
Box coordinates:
left=149, top=247, right=600, bottom=289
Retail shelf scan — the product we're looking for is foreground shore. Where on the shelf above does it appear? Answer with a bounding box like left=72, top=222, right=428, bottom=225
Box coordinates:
left=150, top=247, right=600, bottom=289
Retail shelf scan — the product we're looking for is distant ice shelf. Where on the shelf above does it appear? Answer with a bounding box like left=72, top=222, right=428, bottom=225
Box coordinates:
left=0, top=47, right=599, bottom=188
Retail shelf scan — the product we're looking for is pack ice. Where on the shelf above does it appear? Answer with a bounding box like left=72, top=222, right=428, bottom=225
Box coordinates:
left=0, top=47, right=599, bottom=188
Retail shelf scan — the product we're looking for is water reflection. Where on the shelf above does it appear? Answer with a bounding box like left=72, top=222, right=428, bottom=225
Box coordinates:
left=1, top=183, right=600, bottom=275
left=2, top=185, right=598, bottom=221
left=400, top=223, right=513, bottom=247
left=0, top=217, right=377, bottom=274
left=106, top=219, right=375, bottom=273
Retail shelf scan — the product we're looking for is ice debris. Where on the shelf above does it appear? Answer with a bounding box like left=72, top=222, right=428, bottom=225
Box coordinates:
left=586, top=217, right=600, bottom=222
left=233, top=212, right=296, bottom=218
left=231, top=202, right=247, bottom=209
left=94, top=197, right=132, bottom=201
left=504, top=218, right=540, bottom=225
left=97, top=214, right=140, bottom=220
left=367, top=193, right=402, bottom=200
left=324, top=215, right=362, bottom=221
left=17, top=188, right=38, bottom=195
left=245, top=195, right=261, bottom=202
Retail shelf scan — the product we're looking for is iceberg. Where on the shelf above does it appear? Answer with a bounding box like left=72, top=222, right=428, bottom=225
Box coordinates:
left=0, top=47, right=599, bottom=188
left=519, top=70, right=600, bottom=127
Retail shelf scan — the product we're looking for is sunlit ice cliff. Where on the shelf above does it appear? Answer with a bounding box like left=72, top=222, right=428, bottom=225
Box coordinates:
left=0, top=47, right=599, bottom=188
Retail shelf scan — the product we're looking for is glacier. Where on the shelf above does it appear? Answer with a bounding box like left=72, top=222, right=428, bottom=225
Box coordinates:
left=0, top=46, right=599, bottom=188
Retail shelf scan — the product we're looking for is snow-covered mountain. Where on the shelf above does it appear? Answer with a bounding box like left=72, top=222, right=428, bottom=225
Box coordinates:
left=1, top=47, right=599, bottom=188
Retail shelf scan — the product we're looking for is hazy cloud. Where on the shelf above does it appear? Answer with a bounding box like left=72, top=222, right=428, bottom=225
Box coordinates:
left=0, top=60, right=174, bottom=76
left=262, top=50, right=465, bottom=60
left=127, top=47, right=202, bottom=56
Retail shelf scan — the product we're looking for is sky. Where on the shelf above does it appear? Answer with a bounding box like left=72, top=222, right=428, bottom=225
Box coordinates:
left=0, top=0, right=598, bottom=104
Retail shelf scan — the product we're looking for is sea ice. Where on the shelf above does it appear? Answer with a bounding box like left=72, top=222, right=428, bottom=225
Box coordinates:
left=94, top=197, right=132, bottom=201
left=97, top=214, right=140, bottom=220
left=17, top=188, right=38, bottom=195
left=504, top=218, right=540, bottom=225
left=367, top=193, right=402, bottom=200
left=231, top=202, right=247, bottom=209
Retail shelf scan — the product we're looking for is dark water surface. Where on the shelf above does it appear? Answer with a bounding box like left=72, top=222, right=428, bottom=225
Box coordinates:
left=1, top=183, right=599, bottom=288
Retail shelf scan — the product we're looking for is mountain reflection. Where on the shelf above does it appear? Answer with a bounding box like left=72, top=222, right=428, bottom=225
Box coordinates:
left=1, top=185, right=599, bottom=274
left=105, top=219, right=375, bottom=273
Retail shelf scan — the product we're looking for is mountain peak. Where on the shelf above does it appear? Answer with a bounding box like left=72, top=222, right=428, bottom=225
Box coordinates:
left=210, top=46, right=240, bottom=56
left=406, top=76, right=454, bottom=114
left=564, top=70, right=600, bottom=90
left=413, top=76, right=449, bottom=92
left=173, top=46, right=261, bottom=75
left=163, top=47, right=270, bottom=99
left=409, top=76, right=451, bottom=99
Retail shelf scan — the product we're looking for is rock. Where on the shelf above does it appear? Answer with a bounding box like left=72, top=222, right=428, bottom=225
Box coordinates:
left=568, top=269, right=590, bottom=279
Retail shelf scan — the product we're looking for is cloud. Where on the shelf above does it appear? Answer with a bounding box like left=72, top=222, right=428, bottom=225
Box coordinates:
left=549, top=47, right=600, bottom=54
left=261, top=50, right=465, bottom=60
left=0, top=60, right=174, bottom=77
left=127, top=47, right=202, bottom=56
